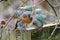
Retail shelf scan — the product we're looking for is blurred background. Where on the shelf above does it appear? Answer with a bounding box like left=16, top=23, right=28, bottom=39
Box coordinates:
left=0, top=0, right=60, bottom=40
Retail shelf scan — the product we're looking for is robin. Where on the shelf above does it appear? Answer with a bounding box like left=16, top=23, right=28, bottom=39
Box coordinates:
left=21, top=11, right=33, bottom=23
left=22, top=15, right=30, bottom=23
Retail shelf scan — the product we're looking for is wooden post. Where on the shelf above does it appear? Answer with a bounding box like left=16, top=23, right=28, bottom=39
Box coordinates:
left=1, top=29, right=6, bottom=40
left=10, top=30, right=16, bottom=40
left=0, top=28, right=3, bottom=40
left=24, top=31, right=31, bottom=40
left=20, top=30, right=31, bottom=40
left=1, top=29, right=16, bottom=40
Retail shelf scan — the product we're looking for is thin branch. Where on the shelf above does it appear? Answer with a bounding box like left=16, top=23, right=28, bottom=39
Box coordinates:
left=45, top=0, right=58, bottom=17
left=45, top=0, right=59, bottom=38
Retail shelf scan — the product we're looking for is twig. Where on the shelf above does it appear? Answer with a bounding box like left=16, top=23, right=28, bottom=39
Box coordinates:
left=4, top=16, right=13, bottom=28
left=45, top=0, right=59, bottom=38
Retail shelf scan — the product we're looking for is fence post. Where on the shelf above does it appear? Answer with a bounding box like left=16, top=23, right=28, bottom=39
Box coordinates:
left=20, top=30, right=31, bottom=40
left=10, top=30, right=16, bottom=40
left=1, top=29, right=7, bottom=40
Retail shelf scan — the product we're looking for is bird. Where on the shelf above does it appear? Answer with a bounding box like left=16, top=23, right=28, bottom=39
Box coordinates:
left=21, top=11, right=33, bottom=23
left=33, top=8, right=46, bottom=28
left=35, top=14, right=46, bottom=21
left=35, top=9, right=46, bottom=21
left=22, top=15, right=30, bottom=23
left=24, top=6, right=32, bottom=11
left=33, top=19, right=43, bottom=27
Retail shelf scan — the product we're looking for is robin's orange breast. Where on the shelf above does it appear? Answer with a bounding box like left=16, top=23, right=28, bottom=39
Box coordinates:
left=22, top=16, right=30, bottom=23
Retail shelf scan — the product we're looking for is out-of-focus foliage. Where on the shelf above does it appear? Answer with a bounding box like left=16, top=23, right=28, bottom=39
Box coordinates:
left=31, top=27, right=60, bottom=40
